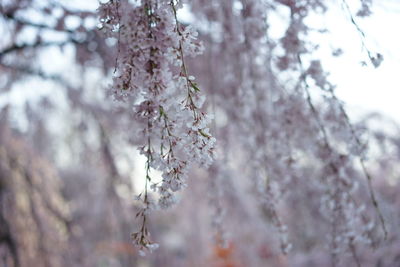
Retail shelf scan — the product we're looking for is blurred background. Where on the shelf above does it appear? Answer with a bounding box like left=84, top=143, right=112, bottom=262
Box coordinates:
left=1, top=0, right=400, bottom=266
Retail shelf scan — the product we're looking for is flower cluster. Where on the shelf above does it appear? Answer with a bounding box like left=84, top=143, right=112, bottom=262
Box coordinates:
left=99, top=0, right=215, bottom=253
left=190, top=0, right=385, bottom=263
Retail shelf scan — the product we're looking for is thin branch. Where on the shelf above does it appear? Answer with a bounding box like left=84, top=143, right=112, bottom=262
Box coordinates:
left=340, top=0, right=382, bottom=66
left=297, top=54, right=388, bottom=240
left=3, top=11, right=75, bottom=34
left=0, top=38, right=83, bottom=59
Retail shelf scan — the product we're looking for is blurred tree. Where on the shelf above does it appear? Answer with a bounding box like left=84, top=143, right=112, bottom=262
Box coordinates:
left=1, top=0, right=400, bottom=266
left=0, top=111, right=69, bottom=267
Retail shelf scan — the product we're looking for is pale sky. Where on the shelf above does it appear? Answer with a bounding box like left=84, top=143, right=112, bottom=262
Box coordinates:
left=316, top=0, right=400, bottom=123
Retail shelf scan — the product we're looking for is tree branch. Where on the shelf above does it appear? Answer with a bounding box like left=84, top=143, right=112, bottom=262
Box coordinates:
left=0, top=38, right=83, bottom=59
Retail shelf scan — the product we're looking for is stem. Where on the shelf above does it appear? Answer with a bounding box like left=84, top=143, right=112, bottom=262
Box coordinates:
left=170, top=1, right=199, bottom=117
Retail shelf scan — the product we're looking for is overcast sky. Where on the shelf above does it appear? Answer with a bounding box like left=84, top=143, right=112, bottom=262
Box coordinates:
left=317, top=0, right=400, bottom=123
